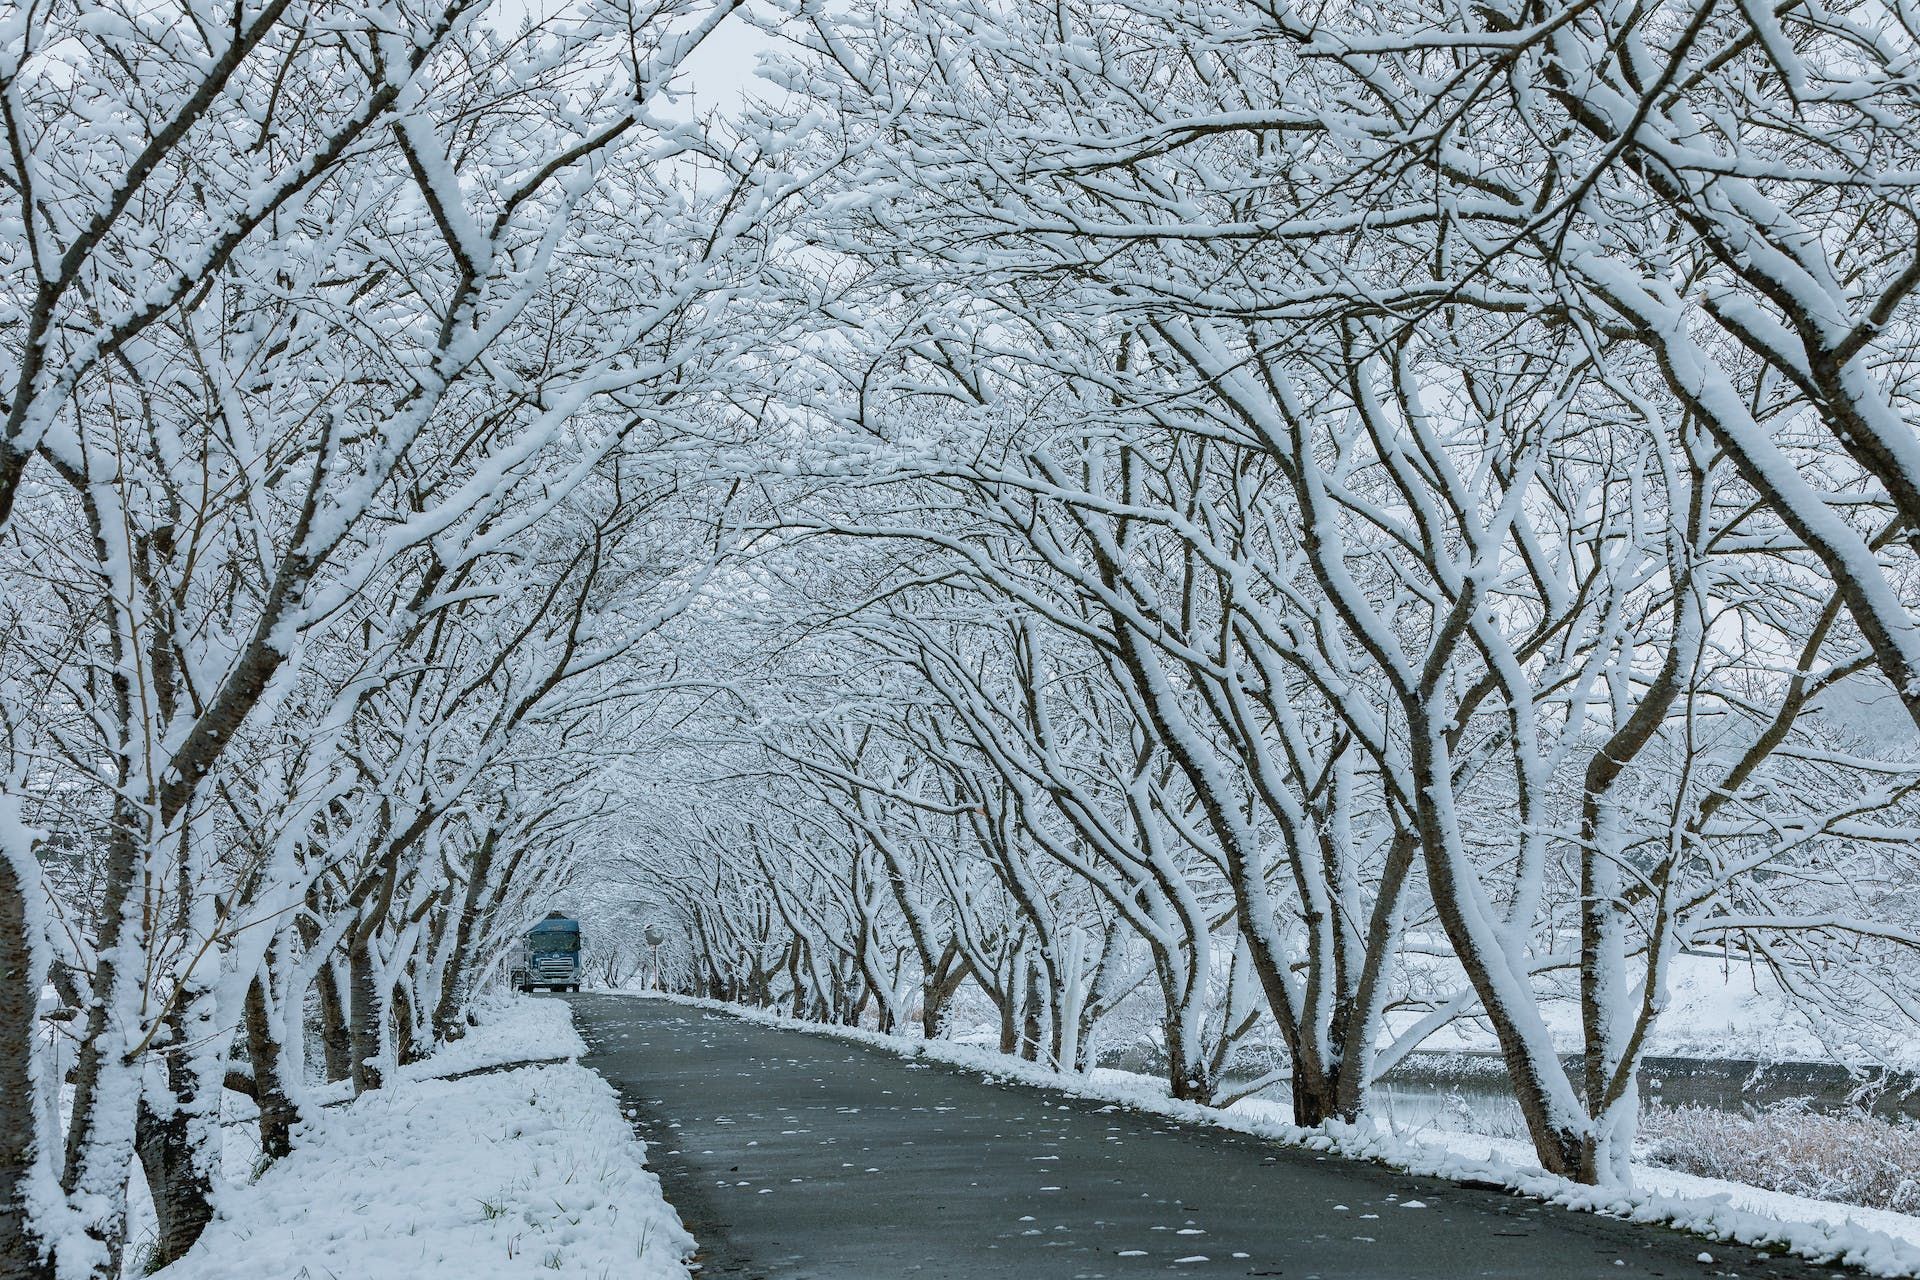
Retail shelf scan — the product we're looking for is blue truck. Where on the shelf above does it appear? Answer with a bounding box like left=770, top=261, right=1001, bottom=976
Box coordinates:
left=512, top=912, right=583, bottom=992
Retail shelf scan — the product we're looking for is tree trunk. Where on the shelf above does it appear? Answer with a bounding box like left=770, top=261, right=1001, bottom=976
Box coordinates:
left=348, top=933, right=385, bottom=1093
left=133, top=1039, right=217, bottom=1270
left=1019, top=959, right=1043, bottom=1063
left=789, top=941, right=809, bottom=1018
left=433, top=830, right=498, bottom=1043
left=0, top=838, right=54, bottom=1280
left=1409, top=720, right=1584, bottom=1177
left=315, top=960, right=353, bottom=1084
left=244, top=968, right=300, bottom=1161
left=393, top=981, right=422, bottom=1067
left=62, top=812, right=145, bottom=1280
left=1330, top=830, right=1416, bottom=1122
left=1157, top=967, right=1215, bottom=1106
left=921, top=942, right=965, bottom=1039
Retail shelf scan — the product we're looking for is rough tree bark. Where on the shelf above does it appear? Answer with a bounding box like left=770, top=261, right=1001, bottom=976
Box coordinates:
left=1019, top=957, right=1043, bottom=1063
left=348, top=930, right=385, bottom=1094
left=0, top=835, right=54, bottom=1280
left=432, top=828, right=500, bottom=1043
left=393, top=982, right=422, bottom=1068
left=243, top=967, right=300, bottom=1161
left=134, top=1033, right=217, bottom=1270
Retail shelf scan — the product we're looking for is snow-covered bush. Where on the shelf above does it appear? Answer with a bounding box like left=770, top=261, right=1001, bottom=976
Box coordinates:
left=1641, top=1105, right=1920, bottom=1214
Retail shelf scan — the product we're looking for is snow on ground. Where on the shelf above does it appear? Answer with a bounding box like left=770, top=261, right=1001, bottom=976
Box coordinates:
left=157, top=998, right=690, bottom=1280
left=1384, top=1122, right=1920, bottom=1266
left=399, top=992, right=588, bottom=1080
left=290, top=994, right=587, bottom=1112
left=1387, top=949, right=1918, bottom=1069
left=641, top=992, right=1920, bottom=1278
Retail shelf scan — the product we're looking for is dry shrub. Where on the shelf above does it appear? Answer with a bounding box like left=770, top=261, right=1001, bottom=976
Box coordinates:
left=1639, top=1102, right=1920, bottom=1215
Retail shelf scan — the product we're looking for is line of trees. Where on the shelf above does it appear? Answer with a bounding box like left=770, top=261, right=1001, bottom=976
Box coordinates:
left=9, top=0, right=1920, bottom=1271
left=0, top=0, right=803, bottom=1273
left=616, top=0, right=1920, bottom=1194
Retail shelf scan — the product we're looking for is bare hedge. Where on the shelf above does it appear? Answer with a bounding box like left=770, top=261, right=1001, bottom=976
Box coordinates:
left=1640, top=1104, right=1920, bottom=1215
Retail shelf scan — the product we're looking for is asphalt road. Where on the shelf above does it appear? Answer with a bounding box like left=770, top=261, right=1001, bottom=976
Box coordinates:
left=564, top=994, right=1853, bottom=1280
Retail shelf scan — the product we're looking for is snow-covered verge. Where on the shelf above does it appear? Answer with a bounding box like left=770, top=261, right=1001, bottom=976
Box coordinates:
left=639, top=991, right=1920, bottom=1278
left=155, top=998, right=691, bottom=1280
left=401, top=993, right=587, bottom=1081
left=1383, top=1121, right=1920, bottom=1271
left=286, top=994, right=587, bottom=1113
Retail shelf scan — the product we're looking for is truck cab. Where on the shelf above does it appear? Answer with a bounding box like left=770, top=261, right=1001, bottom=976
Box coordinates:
left=514, top=912, right=583, bottom=992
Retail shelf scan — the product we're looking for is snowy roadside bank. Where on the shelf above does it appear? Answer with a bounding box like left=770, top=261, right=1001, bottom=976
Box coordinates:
left=155, top=998, right=692, bottom=1280
left=637, top=991, right=1920, bottom=1278
left=296, top=993, right=588, bottom=1108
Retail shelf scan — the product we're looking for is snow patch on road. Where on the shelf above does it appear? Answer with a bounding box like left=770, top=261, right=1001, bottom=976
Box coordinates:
left=642, top=992, right=1920, bottom=1278
left=157, top=998, right=690, bottom=1280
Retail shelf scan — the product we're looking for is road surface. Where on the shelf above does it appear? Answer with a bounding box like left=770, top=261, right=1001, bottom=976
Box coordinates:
left=565, top=994, right=1850, bottom=1280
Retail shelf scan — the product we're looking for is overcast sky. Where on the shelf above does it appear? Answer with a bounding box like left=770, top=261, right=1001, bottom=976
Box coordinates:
left=674, top=6, right=782, bottom=115
left=492, top=0, right=784, bottom=117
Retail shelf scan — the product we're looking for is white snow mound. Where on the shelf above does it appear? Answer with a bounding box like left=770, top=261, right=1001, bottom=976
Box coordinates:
left=158, top=1002, right=688, bottom=1280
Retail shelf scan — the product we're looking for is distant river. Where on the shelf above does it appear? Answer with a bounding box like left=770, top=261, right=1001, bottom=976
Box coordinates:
left=1102, top=1047, right=1920, bottom=1128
